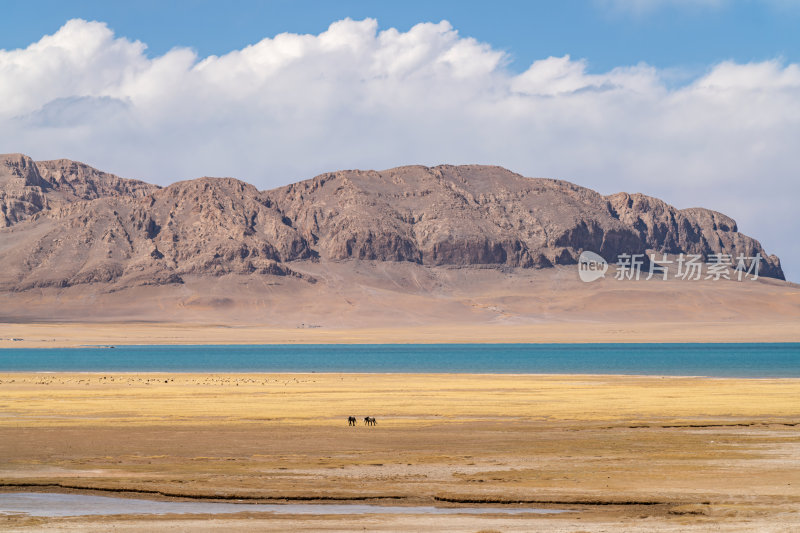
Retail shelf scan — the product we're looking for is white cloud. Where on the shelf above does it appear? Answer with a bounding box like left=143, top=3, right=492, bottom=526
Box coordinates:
left=1, top=18, right=799, bottom=279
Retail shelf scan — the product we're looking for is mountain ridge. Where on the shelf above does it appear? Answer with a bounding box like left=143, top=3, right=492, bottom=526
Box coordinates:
left=0, top=153, right=784, bottom=294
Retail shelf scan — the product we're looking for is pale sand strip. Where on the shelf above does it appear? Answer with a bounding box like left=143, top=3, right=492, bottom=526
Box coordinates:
left=1, top=320, right=799, bottom=348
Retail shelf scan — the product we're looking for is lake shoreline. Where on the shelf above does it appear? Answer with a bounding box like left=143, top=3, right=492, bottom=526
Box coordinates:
left=1, top=343, right=798, bottom=377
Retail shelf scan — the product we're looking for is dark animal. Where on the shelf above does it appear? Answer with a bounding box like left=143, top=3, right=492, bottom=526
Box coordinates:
left=364, top=416, right=376, bottom=426
left=347, top=416, right=357, bottom=426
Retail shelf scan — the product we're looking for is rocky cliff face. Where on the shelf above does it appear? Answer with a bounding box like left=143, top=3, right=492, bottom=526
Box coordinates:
left=607, top=193, right=782, bottom=279
left=0, top=154, right=785, bottom=291
left=36, top=159, right=159, bottom=201
left=0, top=177, right=314, bottom=290
left=0, top=154, right=159, bottom=228
left=268, top=165, right=645, bottom=268
left=0, top=154, right=52, bottom=227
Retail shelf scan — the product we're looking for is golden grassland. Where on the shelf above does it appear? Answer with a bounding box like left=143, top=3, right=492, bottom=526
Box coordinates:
left=0, top=372, right=799, bottom=426
left=1, top=373, right=799, bottom=531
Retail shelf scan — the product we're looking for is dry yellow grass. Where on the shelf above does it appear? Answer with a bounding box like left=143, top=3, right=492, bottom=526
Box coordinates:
left=1, top=372, right=798, bottom=427
left=2, top=373, right=799, bottom=531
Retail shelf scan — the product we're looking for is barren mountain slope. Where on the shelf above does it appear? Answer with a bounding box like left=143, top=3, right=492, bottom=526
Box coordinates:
left=269, top=165, right=644, bottom=268
left=607, top=192, right=782, bottom=279
left=0, top=175, right=314, bottom=291
left=0, top=153, right=787, bottom=314
left=36, top=158, right=160, bottom=201
left=268, top=164, right=782, bottom=278
left=0, top=154, right=52, bottom=227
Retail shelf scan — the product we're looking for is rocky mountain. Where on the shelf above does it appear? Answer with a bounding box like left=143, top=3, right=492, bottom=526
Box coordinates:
left=0, top=153, right=52, bottom=227
left=36, top=159, right=159, bottom=201
left=606, top=193, right=773, bottom=271
left=270, top=165, right=643, bottom=268
left=0, top=153, right=784, bottom=293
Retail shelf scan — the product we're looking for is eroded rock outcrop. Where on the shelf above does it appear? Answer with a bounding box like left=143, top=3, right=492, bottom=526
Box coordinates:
left=2, top=176, right=314, bottom=290
left=0, top=154, right=52, bottom=227
left=607, top=192, right=782, bottom=279
left=37, top=159, right=159, bottom=201
left=268, top=165, right=647, bottom=269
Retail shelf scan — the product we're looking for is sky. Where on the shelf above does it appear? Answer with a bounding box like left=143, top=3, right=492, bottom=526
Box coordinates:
left=1, top=0, right=799, bottom=280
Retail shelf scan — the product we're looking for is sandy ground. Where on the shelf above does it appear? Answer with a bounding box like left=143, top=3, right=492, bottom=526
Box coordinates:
left=1, top=264, right=799, bottom=347
left=1, top=373, right=798, bottom=531
left=2, top=320, right=800, bottom=347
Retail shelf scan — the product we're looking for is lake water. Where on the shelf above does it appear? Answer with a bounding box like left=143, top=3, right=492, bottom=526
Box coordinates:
left=0, top=343, right=798, bottom=377
left=0, top=492, right=567, bottom=517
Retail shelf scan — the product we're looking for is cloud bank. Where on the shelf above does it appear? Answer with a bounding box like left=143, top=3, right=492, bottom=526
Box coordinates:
left=1, top=18, right=799, bottom=279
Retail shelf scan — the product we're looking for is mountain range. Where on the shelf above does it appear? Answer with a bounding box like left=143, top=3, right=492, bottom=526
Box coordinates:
left=0, top=153, right=784, bottom=296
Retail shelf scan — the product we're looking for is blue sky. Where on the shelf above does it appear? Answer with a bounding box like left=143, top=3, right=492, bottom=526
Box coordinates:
left=2, top=0, right=800, bottom=75
left=1, top=1, right=799, bottom=279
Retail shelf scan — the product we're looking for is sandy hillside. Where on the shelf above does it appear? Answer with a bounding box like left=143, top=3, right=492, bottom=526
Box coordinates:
left=0, top=264, right=798, bottom=346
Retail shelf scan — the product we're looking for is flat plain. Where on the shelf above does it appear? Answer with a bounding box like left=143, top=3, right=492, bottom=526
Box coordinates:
left=1, top=372, right=798, bottom=531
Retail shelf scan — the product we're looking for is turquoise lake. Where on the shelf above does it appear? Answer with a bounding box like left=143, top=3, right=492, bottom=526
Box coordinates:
left=0, top=343, right=798, bottom=377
